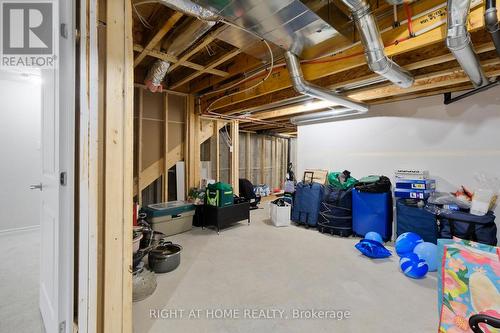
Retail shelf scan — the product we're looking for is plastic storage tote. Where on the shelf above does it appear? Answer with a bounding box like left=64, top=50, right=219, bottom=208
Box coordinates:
left=143, top=201, right=196, bottom=236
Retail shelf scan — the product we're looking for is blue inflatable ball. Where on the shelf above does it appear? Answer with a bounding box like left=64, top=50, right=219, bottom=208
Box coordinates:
left=395, top=232, right=423, bottom=257
left=365, top=231, right=383, bottom=244
left=413, top=242, right=438, bottom=272
left=399, top=253, right=428, bottom=279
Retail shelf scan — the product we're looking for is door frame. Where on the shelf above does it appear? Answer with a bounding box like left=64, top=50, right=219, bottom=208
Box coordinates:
left=77, top=0, right=99, bottom=331
left=77, top=0, right=134, bottom=332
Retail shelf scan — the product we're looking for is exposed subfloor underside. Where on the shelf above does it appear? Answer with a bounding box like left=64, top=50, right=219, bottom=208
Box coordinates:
left=134, top=204, right=438, bottom=333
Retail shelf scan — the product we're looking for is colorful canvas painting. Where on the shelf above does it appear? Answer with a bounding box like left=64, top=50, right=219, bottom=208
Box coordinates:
left=438, top=238, right=500, bottom=333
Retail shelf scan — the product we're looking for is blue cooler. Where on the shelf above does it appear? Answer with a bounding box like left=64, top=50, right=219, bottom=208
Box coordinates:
left=352, top=190, right=393, bottom=241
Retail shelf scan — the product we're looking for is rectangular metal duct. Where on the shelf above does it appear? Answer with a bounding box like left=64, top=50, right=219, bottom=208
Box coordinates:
left=191, top=0, right=352, bottom=58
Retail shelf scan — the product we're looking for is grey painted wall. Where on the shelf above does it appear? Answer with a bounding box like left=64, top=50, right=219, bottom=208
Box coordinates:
left=0, top=71, right=42, bottom=232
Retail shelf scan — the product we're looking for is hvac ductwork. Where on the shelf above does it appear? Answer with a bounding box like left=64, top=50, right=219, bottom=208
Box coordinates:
left=137, top=0, right=220, bottom=21
left=341, top=0, right=414, bottom=88
left=485, top=0, right=500, bottom=57
left=139, top=0, right=218, bottom=92
left=284, top=51, right=369, bottom=113
left=383, top=0, right=417, bottom=4
left=446, top=0, right=489, bottom=87
left=145, top=60, right=171, bottom=92
left=290, top=109, right=360, bottom=125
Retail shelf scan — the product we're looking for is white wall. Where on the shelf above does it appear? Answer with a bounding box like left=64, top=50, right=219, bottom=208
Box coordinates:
left=297, top=87, right=500, bottom=240
left=0, top=71, right=42, bottom=232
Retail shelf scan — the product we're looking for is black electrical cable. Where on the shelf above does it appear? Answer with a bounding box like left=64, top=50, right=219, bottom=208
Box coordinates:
left=485, top=0, right=500, bottom=57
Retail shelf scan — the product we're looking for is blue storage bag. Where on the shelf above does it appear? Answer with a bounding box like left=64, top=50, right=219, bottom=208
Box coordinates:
left=396, top=199, right=438, bottom=244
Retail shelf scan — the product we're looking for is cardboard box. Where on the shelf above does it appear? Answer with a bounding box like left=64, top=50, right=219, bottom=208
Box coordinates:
left=395, top=179, right=436, bottom=190
left=394, top=188, right=434, bottom=200
left=395, top=169, right=429, bottom=180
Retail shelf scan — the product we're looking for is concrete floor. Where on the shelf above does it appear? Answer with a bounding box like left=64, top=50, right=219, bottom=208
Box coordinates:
left=0, top=229, right=44, bottom=332
left=134, top=204, right=438, bottom=333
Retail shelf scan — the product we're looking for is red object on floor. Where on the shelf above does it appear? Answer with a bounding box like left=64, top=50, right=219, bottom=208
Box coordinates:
left=133, top=203, right=138, bottom=226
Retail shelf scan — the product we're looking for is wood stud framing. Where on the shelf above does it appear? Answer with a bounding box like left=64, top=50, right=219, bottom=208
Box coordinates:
left=163, top=93, right=169, bottom=201
left=103, top=0, right=133, bottom=331
left=230, top=121, right=240, bottom=194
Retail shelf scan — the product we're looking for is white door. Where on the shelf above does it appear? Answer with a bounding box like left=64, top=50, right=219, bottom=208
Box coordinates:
left=38, top=1, right=74, bottom=332
left=39, top=67, right=61, bottom=333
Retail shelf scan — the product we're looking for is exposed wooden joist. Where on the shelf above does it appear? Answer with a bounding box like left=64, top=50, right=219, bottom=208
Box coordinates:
left=133, top=44, right=229, bottom=77
left=348, top=60, right=500, bottom=101
left=169, top=25, right=227, bottom=73
left=200, top=1, right=490, bottom=112
left=170, top=49, right=241, bottom=89
left=369, top=83, right=474, bottom=105
left=134, top=12, right=183, bottom=67
left=233, top=42, right=496, bottom=119
left=188, top=53, right=263, bottom=93
left=188, top=0, right=412, bottom=94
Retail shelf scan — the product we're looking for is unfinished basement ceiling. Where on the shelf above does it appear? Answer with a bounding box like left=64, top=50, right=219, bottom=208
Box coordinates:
left=191, top=0, right=354, bottom=59
left=132, top=0, right=500, bottom=135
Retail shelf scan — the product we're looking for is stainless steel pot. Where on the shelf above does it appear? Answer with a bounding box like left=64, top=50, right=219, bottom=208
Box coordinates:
left=148, top=241, right=182, bottom=274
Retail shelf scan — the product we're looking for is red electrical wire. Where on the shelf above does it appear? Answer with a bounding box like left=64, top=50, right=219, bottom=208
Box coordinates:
left=404, top=3, right=414, bottom=37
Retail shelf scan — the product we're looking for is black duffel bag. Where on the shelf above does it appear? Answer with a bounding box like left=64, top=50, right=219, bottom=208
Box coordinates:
left=437, top=209, right=497, bottom=246
left=355, top=176, right=392, bottom=193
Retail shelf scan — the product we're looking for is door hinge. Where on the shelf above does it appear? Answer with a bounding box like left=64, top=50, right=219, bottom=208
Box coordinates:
left=59, top=321, right=66, bottom=333
left=60, top=23, right=68, bottom=39
left=60, top=172, right=67, bottom=186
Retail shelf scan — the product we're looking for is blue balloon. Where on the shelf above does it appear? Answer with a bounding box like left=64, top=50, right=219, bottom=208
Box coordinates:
left=400, top=253, right=428, bottom=279
left=365, top=231, right=383, bottom=244
left=395, top=232, right=423, bottom=257
left=355, top=239, right=392, bottom=259
left=413, top=242, right=438, bottom=272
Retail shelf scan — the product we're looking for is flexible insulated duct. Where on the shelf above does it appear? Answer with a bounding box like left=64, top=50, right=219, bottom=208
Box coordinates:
left=284, top=51, right=369, bottom=113
left=485, top=0, right=500, bottom=57
left=341, top=0, right=414, bottom=88
left=145, top=60, right=171, bottom=92
left=446, top=0, right=489, bottom=87
left=136, top=0, right=219, bottom=21
left=384, top=0, right=417, bottom=4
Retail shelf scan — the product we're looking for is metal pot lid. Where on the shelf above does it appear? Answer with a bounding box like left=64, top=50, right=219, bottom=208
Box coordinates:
left=150, top=244, right=182, bottom=259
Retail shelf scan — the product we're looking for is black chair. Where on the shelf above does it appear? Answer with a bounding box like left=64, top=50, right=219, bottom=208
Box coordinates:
left=239, top=178, right=261, bottom=209
left=469, top=314, right=500, bottom=333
